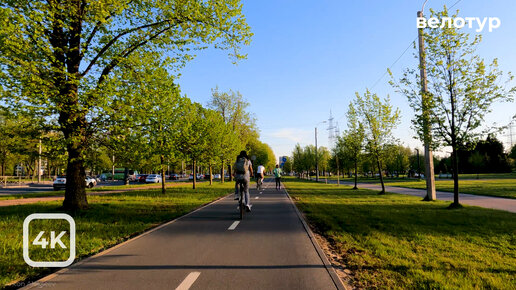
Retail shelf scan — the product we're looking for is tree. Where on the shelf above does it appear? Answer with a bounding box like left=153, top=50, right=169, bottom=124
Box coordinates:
left=246, top=137, right=276, bottom=173
left=176, top=102, right=219, bottom=189
left=317, top=147, right=331, bottom=177
left=393, top=7, right=515, bottom=208
left=354, top=90, right=400, bottom=194
left=0, top=0, right=252, bottom=210
left=208, top=88, right=257, bottom=181
left=342, top=102, right=366, bottom=189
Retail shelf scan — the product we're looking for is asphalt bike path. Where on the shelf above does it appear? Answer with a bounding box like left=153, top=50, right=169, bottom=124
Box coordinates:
left=325, top=180, right=516, bottom=213
left=24, top=179, right=344, bottom=290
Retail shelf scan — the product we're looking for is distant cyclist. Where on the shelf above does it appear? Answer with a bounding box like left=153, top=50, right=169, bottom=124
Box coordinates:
left=256, top=164, right=265, bottom=189
left=233, top=150, right=253, bottom=212
left=273, top=164, right=282, bottom=190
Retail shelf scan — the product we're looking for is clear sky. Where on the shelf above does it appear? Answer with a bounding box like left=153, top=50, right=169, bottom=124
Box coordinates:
left=176, top=0, right=516, bottom=161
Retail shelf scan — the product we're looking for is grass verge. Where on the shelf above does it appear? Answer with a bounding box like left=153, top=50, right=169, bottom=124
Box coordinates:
left=385, top=179, right=516, bottom=199
left=284, top=178, right=516, bottom=289
left=0, top=182, right=233, bottom=288
left=0, top=181, right=202, bottom=201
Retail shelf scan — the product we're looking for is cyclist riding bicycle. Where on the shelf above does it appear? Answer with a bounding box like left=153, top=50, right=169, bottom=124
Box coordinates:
left=273, top=164, right=282, bottom=190
left=233, top=151, right=253, bottom=212
left=256, top=164, right=265, bottom=189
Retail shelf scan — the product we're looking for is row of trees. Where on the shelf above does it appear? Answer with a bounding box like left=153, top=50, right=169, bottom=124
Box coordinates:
left=291, top=6, right=515, bottom=208
left=0, top=83, right=276, bottom=187
left=0, top=0, right=255, bottom=210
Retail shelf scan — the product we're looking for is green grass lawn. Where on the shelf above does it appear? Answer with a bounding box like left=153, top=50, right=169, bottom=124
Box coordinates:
left=0, top=182, right=233, bottom=288
left=385, top=179, right=516, bottom=199
left=0, top=181, right=203, bottom=200
left=321, top=173, right=516, bottom=199
left=284, top=179, right=516, bottom=289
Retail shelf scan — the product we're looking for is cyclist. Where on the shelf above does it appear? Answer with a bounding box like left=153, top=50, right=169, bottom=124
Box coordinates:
left=273, top=164, right=282, bottom=190
left=256, top=164, right=265, bottom=189
left=233, top=150, right=253, bottom=212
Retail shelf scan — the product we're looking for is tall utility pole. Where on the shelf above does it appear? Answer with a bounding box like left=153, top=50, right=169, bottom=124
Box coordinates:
left=315, top=127, right=319, bottom=182
left=417, top=3, right=436, bottom=201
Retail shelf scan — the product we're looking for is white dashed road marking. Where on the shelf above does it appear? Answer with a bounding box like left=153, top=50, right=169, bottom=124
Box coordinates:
left=175, top=272, right=201, bottom=290
left=228, top=221, right=240, bottom=230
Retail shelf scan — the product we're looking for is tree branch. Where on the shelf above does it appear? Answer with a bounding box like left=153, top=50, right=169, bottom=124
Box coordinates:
left=80, top=19, right=173, bottom=77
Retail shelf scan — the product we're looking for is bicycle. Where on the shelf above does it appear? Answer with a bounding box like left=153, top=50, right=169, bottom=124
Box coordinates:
left=238, top=182, right=245, bottom=220
left=256, top=176, right=263, bottom=191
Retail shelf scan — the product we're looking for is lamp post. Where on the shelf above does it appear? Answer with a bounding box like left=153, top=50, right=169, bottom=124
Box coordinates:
left=417, top=0, right=436, bottom=200
left=315, top=121, right=327, bottom=182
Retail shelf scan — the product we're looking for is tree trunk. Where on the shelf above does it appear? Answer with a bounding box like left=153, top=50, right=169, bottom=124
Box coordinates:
left=209, top=163, right=213, bottom=186
left=377, top=156, right=385, bottom=194
left=450, top=145, right=461, bottom=208
left=192, top=159, right=196, bottom=189
left=353, top=159, right=358, bottom=189
left=449, top=75, right=461, bottom=209
left=161, top=155, right=166, bottom=194
left=124, top=167, right=129, bottom=185
left=62, top=145, right=88, bottom=210
left=221, top=160, right=224, bottom=183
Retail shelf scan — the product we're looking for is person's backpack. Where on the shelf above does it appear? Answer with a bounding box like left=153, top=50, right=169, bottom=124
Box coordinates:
left=235, top=157, right=248, bottom=175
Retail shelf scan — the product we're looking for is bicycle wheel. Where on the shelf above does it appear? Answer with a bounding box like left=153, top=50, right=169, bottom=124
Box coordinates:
left=239, top=185, right=244, bottom=220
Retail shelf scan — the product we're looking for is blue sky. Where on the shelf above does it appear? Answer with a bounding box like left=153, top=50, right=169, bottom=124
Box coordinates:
left=177, top=0, right=516, bottom=160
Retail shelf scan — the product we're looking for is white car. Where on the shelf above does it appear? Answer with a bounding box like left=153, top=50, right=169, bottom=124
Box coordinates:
left=53, top=176, right=96, bottom=191
left=145, top=174, right=162, bottom=183
left=213, top=174, right=221, bottom=179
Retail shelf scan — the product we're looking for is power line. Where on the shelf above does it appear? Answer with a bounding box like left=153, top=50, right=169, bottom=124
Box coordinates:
left=335, top=0, right=463, bottom=125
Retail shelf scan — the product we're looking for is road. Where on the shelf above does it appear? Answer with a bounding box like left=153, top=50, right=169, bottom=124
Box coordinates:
left=0, top=179, right=188, bottom=196
left=24, top=179, right=345, bottom=290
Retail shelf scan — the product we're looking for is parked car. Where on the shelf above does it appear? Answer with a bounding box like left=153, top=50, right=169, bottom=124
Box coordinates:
left=53, top=176, right=96, bottom=191
left=86, top=176, right=96, bottom=188
left=138, top=174, right=149, bottom=183
left=204, top=174, right=211, bottom=180
left=53, top=176, right=67, bottom=190
left=188, top=174, right=194, bottom=180
left=169, top=173, right=179, bottom=180
left=196, top=174, right=204, bottom=180
left=213, top=174, right=221, bottom=179
left=146, top=174, right=162, bottom=183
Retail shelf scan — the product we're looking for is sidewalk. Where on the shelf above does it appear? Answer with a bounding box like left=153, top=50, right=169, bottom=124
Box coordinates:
left=332, top=180, right=516, bottom=214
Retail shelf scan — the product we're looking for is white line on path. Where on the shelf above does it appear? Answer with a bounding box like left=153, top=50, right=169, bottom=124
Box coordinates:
left=255, top=196, right=259, bottom=199
left=228, top=221, right=240, bottom=230
left=176, top=272, right=201, bottom=290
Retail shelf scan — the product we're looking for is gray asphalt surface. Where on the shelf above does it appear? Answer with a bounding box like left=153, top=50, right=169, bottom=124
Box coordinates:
left=25, top=179, right=342, bottom=290
left=0, top=179, right=187, bottom=196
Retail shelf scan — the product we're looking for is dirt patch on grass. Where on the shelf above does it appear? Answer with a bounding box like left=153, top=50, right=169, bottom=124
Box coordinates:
left=311, top=229, right=358, bottom=289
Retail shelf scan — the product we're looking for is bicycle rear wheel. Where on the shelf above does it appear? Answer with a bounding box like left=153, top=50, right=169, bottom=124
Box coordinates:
left=239, top=185, right=244, bottom=220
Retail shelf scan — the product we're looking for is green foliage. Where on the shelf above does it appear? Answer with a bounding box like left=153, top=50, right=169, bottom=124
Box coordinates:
left=353, top=90, right=400, bottom=192
left=0, top=0, right=253, bottom=209
left=392, top=6, right=515, bottom=203
left=246, top=138, right=276, bottom=172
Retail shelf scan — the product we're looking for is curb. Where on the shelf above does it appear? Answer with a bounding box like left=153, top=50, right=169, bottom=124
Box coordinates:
left=19, top=192, right=232, bottom=290
left=282, top=186, right=349, bottom=290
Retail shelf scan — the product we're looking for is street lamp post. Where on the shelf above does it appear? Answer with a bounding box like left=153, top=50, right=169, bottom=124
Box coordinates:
left=315, top=121, right=326, bottom=182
